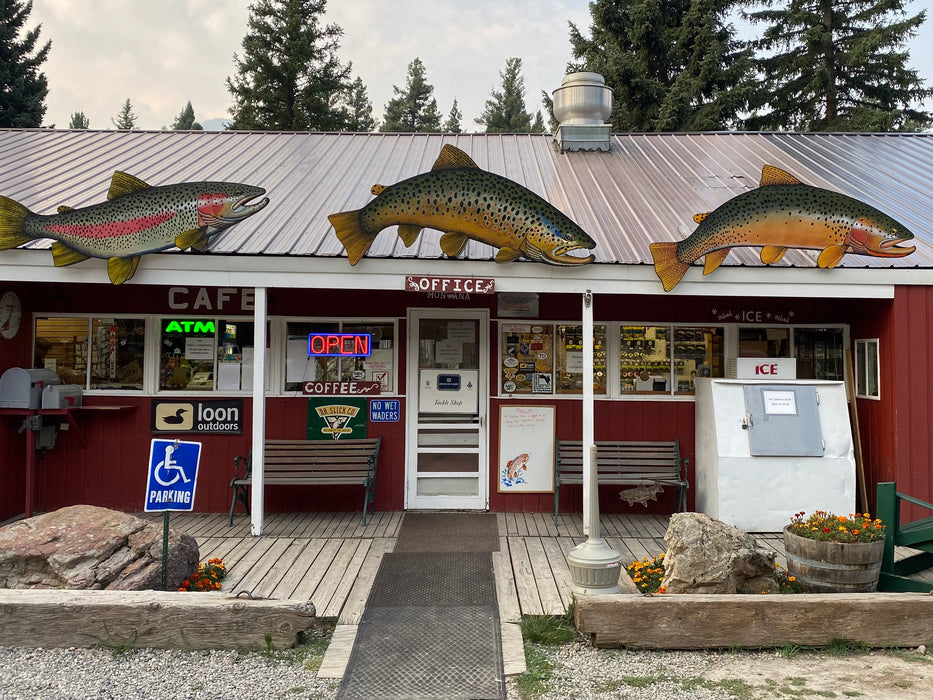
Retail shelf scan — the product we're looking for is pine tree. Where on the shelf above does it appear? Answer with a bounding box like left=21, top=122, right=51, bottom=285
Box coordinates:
left=0, top=0, right=51, bottom=128
left=381, top=58, right=442, bottom=132
left=226, top=0, right=351, bottom=131
left=68, top=111, right=89, bottom=129
left=341, top=76, right=376, bottom=131
left=171, top=101, right=203, bottom=130
left=744, top=0, right=932, bottom=131
left=443, top=99, right=463, bottom=133
left=475, top=57, right=535, bottom=133
left=532, top=111, right=546, bottom=133
left=112, top=98, right=137, bottom=130
left=569, top=0, right=756, bottom=131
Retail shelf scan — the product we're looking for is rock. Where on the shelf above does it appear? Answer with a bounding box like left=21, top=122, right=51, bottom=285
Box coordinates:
left=0, top=505, right=199, bottom=591
left=660, top=512, right=778, bottom=594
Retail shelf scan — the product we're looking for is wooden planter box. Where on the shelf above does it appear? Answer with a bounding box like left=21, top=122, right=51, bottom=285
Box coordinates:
left=575, top=592, right=933, bottom=649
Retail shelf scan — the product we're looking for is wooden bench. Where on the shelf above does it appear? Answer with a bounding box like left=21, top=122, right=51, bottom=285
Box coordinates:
left=554, top=440, right=688, bottom=525
left=229, top=437, right=382, bottom=526
left=876, top=481, right=933, bottom=592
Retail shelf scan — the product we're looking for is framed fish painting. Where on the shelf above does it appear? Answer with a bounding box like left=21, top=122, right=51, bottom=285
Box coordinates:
left=498, top=405, right=556, bottom=493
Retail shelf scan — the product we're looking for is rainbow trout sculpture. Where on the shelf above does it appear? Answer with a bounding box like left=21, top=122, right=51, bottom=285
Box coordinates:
left=329, top=144, right=596, bottom=266
left=0, top=172, right=269, bottom=284
left=650, top=165, right=916, bottom=292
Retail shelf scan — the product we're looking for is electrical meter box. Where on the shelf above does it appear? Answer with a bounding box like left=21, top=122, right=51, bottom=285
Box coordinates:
left=694, top=378, right=855, bottom=532
left=0, top=368, right=60, bottom=409
left=41, top=384, right=83, bottom=409
left=419, top=369, right=479, bottom=414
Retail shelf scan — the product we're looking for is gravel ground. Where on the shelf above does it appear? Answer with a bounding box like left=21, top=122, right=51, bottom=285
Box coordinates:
left=0, top=642, right=929, bottom=699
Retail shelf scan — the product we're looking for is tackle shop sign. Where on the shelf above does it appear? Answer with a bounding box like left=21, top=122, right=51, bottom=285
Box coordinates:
left=151, top=399, right=243, bottom=434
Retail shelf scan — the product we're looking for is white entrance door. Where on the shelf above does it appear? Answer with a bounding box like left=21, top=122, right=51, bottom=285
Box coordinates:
left=406, top=309, right=488, bottom=510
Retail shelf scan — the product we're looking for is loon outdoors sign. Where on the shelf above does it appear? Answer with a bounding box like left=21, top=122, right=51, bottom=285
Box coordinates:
left=151, top=399, right=243, bottom=434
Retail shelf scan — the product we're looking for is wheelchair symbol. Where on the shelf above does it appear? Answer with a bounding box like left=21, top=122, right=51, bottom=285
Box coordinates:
left=154, top=444, right=191, bottom=487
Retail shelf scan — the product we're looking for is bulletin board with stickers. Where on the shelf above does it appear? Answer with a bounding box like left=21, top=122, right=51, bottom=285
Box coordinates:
left=501, top=324, right=553, bottom=394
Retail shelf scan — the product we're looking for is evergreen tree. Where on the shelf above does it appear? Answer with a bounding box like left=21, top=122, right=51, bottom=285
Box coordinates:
left=68, top=111, right=89, bottom=129
left=381, top=58, right=442, bottom=132
left=170, top=101, right=203, bottom=130
left=341, top=75, right=376, bottom=131
left=532, top=111, right=546, bottom=133
left=112, top=98, right=138, bottom=130
left=540, top=90, right=559, bottom=132
left=475, top=57, right=535, bottom=133
left=0, top=0, right=51, bottom=128
left=443, top=98, right=463, bottom=133
left=744, top=0, right=932, bottom=131
left=569, top=0, right=756, bottom=131
left=226, top=0, right=351, bottom=131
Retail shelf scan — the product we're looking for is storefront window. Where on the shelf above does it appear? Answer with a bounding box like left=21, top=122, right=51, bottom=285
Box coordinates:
left=620, top=326, right=670, bottom=394
left=739, top=327, right=790, bottom=358
left=556, top=324, right=607, bottom=395
left=500, top=323, right=554, bottom=394
left=34, top=317, right=89, bottom=386
left=285, top=321, right=395, bottom=393
left=794, top=328, right=844, bottom=380
left=855, top=339, right=880, bottom=399
left=159, top=318, right=261, bottom=392
left=672, top=327, right=724, bottom=393
left=90, top=318, right=145, bottom=390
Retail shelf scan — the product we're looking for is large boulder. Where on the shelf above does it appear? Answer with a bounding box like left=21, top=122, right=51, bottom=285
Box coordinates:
left=0, top=505, right=199, bottom=591
left=660, top=512, right=778, bottom=594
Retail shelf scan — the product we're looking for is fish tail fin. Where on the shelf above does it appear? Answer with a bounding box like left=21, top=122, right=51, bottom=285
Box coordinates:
left=650, top=242, right=689, bottom=292
left=329, top=209, right=376, bottom=266
left=0, top=196, right=35, bottom=250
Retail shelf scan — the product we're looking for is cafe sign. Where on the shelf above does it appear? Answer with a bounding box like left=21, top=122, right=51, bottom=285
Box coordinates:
left=405, top=276, right=495, bottom=294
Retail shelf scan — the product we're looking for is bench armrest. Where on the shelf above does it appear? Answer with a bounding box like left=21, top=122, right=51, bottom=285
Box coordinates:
left=232, top=453, right=251, bottom=481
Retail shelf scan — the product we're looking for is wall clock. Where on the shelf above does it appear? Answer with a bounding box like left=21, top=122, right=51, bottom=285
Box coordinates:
left=0, top=291, right=22, bottom=339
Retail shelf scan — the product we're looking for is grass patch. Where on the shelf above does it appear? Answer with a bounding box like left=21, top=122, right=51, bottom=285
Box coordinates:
left=520, top=599, right=577, bottom=646
left=824, top=638, right=869, bottom=656
left=515, top=642, right=553, bottom=699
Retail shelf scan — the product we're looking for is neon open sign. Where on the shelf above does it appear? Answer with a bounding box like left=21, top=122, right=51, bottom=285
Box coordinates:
left=308, top=333, right=372, bottom=357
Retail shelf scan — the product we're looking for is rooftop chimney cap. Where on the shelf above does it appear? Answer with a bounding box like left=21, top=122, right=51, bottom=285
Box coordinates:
left=552, top=72, right=613, bottom=126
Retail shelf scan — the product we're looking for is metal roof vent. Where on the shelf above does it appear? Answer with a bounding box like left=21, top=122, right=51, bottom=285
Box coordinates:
left=552, top=72, right=613, bottom=152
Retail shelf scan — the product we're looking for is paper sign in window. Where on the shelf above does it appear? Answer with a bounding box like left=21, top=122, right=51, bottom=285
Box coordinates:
left=762, top=390, right=797, bottom=415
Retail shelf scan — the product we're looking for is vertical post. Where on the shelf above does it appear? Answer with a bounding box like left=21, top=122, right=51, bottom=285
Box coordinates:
left=250, top=287, right=268, bottom=537
left=582, top=290, right=594, bottom=534
left=161, top=511, right=170, bottom=591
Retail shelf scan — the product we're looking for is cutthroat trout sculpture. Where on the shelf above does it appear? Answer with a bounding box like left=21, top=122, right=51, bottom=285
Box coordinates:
left=329, top=144, right=596, bottom=266
left=0, top=172, right=269, bottom=284
left=650, top=164, right=916, bottom=292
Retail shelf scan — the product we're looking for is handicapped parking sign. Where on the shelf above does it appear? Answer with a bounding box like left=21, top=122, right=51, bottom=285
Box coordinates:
left=144, top=439, right=202, bottom=512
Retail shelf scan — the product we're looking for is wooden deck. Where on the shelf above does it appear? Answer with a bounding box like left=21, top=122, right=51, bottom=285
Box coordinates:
left=146, top=511, right=933, bottom=624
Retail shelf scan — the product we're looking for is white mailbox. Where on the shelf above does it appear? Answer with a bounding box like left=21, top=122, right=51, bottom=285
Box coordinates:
left=0, top=368, right=60, bottom=409
left=419, top=369, right=479, bottom=414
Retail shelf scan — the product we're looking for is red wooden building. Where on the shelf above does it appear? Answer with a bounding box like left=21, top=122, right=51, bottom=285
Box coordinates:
left=0, top=126, right=930, bottom=530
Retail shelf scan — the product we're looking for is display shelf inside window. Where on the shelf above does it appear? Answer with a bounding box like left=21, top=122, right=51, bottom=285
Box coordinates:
left=159, top=319, right=216, bottom=391
left=285, top=321, right=395, bottom=393
left=555, top=324, right=607, bottom=395
left=672, top=327, right=724, bottom=393
left=90, top=318, right=145, bottom=390
left=501, top=323, right=554, bottom=395
left=620, top=326, right=671, bottom=394
left=35, top=317, right=90, bottom=386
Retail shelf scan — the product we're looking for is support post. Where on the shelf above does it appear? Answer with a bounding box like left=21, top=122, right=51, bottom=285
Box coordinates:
left=582, top=290, right=594, bottom=534
left=250, top=287, right=268, bottom=537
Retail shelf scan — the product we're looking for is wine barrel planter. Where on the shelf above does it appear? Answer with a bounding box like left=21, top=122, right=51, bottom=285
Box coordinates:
left=783, top=526, right=884, bottom=593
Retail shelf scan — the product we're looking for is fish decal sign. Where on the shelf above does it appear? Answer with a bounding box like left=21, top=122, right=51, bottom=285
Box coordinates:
left=650, top=165, right=916, bottom=292
left=329, top=144, right=596, bottom=266
left=0, top=172, right=269, bottom=284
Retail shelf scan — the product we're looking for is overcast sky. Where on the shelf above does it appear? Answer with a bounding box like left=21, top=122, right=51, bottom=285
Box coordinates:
left=28, top=0, right=933, bottom=131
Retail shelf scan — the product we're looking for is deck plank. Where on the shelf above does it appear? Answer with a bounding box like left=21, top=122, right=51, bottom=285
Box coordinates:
left=313, top=539, right=367, bottom=615
left=282, top=538, right=343, bottom=602
left=268, top=539, right=328, bottom=600
left=322, top=539, right=373, bottom=618
left=509, top=538, right=543, bottom=616
left=540, top=537, right=575, bottom=609
left=250, top=538, right=316, bottom=599
left=221, top=538, right=278, bottom=593
left=340, top=537, right=395, bottom=624
left=493, top=536, right=522, bottom=624
left=524, top=537, right=565, bottom=615
left=231, top=537, right=295, bottom=596
left=296, top=539, right=357, bottom=610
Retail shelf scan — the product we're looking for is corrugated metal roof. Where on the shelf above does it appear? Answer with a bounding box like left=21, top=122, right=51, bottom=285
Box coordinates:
left=0, top=129, right=931, bottom=270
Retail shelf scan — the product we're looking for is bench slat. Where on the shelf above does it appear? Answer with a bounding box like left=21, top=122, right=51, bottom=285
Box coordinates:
left=554, top=439, right=689, bottom=525
left=229, top=437, right=381, bottom=526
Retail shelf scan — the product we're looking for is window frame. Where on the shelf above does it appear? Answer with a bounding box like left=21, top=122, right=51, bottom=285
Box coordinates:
left=854, top=338, right=881, bottom=400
